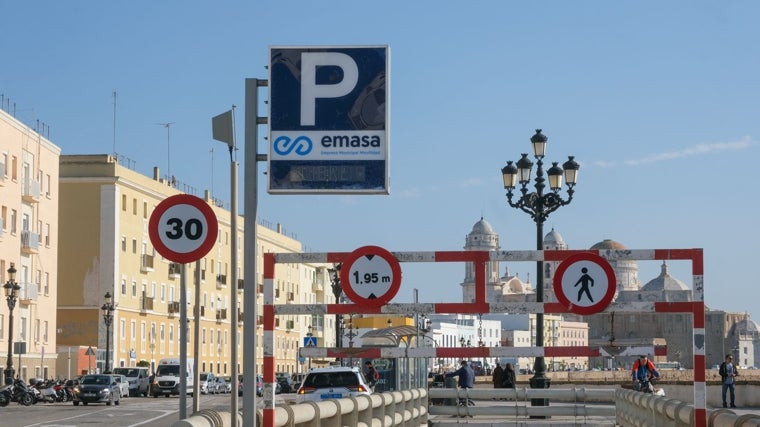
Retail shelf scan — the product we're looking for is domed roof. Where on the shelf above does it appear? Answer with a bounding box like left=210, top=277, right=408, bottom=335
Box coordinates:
left=544, top=228, right=565, bottom=246
left=590, top=239, right=627, bottom=250
left=641, top=262, right=689, bottom=291
left=471, top=217, right=495, bottom=235
left=732, top=317, right=760, bottom=335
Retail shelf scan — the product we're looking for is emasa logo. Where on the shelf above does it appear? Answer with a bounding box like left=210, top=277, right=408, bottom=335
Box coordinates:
left=273, top=135, right=313, bottom=156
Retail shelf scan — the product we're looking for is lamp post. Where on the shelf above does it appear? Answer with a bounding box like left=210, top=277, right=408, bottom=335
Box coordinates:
left=306, top=326, right=314, bottom=370
left=501, top=129, right=579, bottom=400
left=329, top=265, right=342, bottom=365
left=101, top=292, right=115, bottom=373
left=4, top=263, right=20, bottom=385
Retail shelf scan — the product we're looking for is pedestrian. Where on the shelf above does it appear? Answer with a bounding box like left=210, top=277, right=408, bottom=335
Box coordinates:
left=491, top=362, right=504, bottom=389
left=445, top=360, right=475, bottom=406
left=364, top=361, right=379, bottom=390
left=719, top=354, right=739, bottom=408
left=502, top=363, right=516, bottom=389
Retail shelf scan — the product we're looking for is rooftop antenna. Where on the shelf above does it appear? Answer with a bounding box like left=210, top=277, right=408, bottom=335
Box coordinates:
left=155, top=122, right=175, bottom=180
left=112, top=91, right=117, bottom=156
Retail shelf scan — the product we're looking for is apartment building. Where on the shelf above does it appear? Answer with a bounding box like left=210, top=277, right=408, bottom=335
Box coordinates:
left=0, top=108, right=60, bottom=380
left=56, top=154, right=330, bottom=376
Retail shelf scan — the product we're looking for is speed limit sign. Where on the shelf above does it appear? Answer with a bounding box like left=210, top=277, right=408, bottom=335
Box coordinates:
left=148, top=194, right=218, bottom=263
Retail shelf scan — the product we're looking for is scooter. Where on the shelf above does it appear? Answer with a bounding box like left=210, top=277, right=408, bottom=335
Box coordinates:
left=0, top=384, right=11, bottom=407
left=8, top=379, right=35, bottom=406
left=35, top=380, right=57, bottom=403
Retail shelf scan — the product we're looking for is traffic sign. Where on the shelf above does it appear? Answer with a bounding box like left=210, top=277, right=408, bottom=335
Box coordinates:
left=304, top=336, right=317, bottom=347
left=553, top=253, right=617, bottom=315
left=268, top=46, right=390, bottom=194
left=148, top=194, right=218, bottom=264
left=340, top=245, right=401, bottom=307
left=85, top=346, right=96, bottom=356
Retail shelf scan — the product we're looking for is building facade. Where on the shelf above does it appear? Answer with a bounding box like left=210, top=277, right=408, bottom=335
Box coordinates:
left=0, top=108, right=60, bottom=380
left=56, top=154, right=332, bottom=378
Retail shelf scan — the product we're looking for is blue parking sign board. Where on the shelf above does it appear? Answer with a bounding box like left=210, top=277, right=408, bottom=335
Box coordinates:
left=268, top=46, right=390, bottom=194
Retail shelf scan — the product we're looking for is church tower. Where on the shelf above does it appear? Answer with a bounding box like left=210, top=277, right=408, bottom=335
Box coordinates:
left=461, top=217, right=502, bottom=302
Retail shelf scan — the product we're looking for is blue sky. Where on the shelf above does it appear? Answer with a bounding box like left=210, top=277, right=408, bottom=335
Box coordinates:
left=2, top=1, right=758, bottom=315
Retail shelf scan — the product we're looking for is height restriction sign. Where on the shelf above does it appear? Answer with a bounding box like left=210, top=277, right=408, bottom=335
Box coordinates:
left=553, top=253, right=617, bottom=315
left=340, top=245, right=401, bottom=307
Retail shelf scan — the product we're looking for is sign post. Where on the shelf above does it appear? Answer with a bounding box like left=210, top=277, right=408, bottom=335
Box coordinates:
left=149, top=194, right=218, bottom=419
left=268, top=46, right=390, bottom=194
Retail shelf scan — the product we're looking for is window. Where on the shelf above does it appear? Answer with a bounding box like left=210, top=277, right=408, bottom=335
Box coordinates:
left=45, top=223, right=50, bottom=246
left=44, top=272, right=50, bottom=295
left=132, top=238, right=137, bottom=254
left=121, top=194, right=127, bottom=211
left=0, top=314, right=4, bottom=339
left=131, top=281, right=137, bottom=297
left=130, top=321, right=136, bottom=340
left=132, top=198, right=137, bottom=215
left=43, top=321, right=48, bottom=342
left=45, top=173, right=51, bottom=196
left=121, top=236, right=126, bottom=252
left=161, top=284, right=165, bottom=302
left=143, top=201, right=148, bottom=219
left=10, top=209, right=16, bottom=234
left=120, top=319, right=126, bottom=339
left=121, top=279, right=127, bottom=295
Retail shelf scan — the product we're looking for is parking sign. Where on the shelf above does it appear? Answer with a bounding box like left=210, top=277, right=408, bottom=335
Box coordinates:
left=268, top=46, right=390, bottom=194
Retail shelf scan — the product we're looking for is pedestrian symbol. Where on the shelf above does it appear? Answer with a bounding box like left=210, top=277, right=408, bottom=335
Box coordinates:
left=304, top=336, right=317, bottom=347
left=554, top=253, right=616, bottom=315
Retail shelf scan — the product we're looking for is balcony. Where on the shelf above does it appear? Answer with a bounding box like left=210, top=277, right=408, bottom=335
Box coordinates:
left=216, top=274, right=227, bottom=289
left=216, top=309, right=227, bottom=323
left=22, top=178, right=41, bottom=203
left=199, top=306, right=205, bottom=317
left=287, top=292, right=295, bottom=302
left=21, top=230, right=40, bottom=254
left=238, top=311, right=244, bottom=325
left=168, top=301, right=180, bottom=318
left=19, top=283, right=39, bottom=305
left=237, top=279, right=244, bottom=292
left=168, top=263, right=181, bottom=279
left=141, top=254, right=154, bottom=272
left=141, top=296, right=154, bottom=313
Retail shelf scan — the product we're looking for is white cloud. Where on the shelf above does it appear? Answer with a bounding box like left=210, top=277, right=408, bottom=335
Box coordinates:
left=595, top=136, right=755, bottom=168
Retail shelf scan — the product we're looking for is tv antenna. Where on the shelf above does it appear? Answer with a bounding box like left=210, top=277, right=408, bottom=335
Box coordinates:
left=155, top=122, right=175, bottom=180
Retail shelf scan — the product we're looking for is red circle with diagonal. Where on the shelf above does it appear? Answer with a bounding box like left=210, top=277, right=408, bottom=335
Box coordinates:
left=340, top=245, right=402, bottom=307
left=149, top=194, right=218, bottom=263
left=554, top=252, right=616, bottom=315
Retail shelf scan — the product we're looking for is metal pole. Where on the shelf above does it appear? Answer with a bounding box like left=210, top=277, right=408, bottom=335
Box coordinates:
left=229, top=105, right=240, bottom=424
left=243, top=77, right=266, bottom=427
left=179, top=263, right=188, bottom=420
left=192, top=261, right=201, bottom=412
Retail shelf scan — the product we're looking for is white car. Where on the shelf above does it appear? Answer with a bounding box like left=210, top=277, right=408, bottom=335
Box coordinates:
left=296, top=367, right=371, bottom=403
left=112, top=374, right=130, bottom=398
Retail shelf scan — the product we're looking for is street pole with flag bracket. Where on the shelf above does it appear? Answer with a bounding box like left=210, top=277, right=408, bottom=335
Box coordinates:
left=212, top=106, right=240, bottom=424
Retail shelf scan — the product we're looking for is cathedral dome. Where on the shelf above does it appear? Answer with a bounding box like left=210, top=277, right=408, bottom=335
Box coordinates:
left=732, top=317, right=760, bottom=335
left=471, top=217, right=495, bottom=235
left=544, top=228, right=565, bottom=246
left=590, top=239, right=627, bottom=250
left=641, top=262, right=689, bottom=291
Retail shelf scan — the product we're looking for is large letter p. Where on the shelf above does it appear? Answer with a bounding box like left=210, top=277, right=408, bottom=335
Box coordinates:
left=300, top=52, right=359, bottom=126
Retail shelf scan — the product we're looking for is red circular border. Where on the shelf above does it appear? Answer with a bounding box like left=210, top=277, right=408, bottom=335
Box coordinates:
left=148, top=194, right=219, bottom=264
left=340, top=245, right=402, bottom=307
left=553, top=252, right=617, bottom=315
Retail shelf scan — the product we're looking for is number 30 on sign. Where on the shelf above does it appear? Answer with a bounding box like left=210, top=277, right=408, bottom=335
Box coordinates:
left=149, top=194, right=219, bottom=264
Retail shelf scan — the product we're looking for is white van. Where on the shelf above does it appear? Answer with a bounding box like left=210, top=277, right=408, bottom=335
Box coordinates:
left=112, top=367, right=151, bottom=397
left=151, top=358, right=194, bottom=397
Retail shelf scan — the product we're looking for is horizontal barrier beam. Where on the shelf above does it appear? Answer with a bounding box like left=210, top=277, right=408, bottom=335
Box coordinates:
left=430, top=405, right=616, bottom=417
left=428, top=387, right=616, bottom=402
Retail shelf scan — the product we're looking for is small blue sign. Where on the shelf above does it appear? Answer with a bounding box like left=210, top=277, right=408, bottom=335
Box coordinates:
left=304, top=336, right=318, bottom=347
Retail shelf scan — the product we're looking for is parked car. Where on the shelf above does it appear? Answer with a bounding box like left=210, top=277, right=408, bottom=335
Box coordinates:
left=72, top=374, right=121, bottom=406
left=276, top=372, right=294, bottom=393
left=112, top=367, right=151, bottom=397
left=215, top=377, right=230, bottom=393
left=112, top=374, right=130, bottom=398
left=296, top=367, right=371, bottom=403
left=199, top=373, right=217, bottom=395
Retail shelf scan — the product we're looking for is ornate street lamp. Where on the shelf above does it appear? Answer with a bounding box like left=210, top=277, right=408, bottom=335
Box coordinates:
left=4, top=263, right=20, bottom=385
left=501, top=129, right=579, bottom=403
left=101, top=292, right=116, bottom=373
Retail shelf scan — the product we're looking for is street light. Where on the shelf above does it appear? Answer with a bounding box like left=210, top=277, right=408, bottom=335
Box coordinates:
left=4, top=263, right=20, bottom=385
left=501, top=129, right=579, bottom=399
left=101, top=292, right=115, bottom=373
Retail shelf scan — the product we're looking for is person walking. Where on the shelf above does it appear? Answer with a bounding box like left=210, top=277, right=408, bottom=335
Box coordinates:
left=502, top=363, right=516, bottom=389
left=445, top=360, right=475, bottom=406
left=719, top=354, right=739, bottom=408
left=491, top=362, right=504, bottom=389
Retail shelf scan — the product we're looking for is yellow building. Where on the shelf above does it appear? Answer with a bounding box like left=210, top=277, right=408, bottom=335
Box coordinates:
left=0, top=108, right=60, bottom=381
left=57, top=154, right=332, bottom=377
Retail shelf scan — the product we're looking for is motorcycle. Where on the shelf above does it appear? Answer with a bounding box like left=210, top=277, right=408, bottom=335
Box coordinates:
left=5, top=379, right=35, bottom=406
left=54, top=380, right=73, bottom=402
left=0, top=384, right=11, bottom=407
left=35, top=380, right=58, bottom=403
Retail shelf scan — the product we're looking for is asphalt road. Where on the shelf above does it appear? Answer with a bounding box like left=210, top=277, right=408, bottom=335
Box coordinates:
left=0, top=392, right=273, bottom=427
